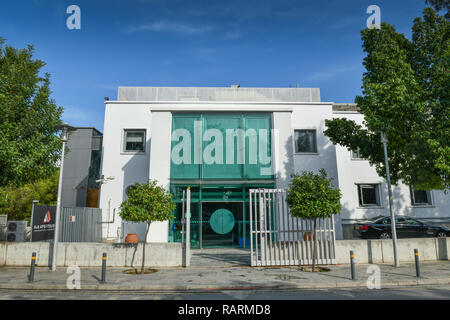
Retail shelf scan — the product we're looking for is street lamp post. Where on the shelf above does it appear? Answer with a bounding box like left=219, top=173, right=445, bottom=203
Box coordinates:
left=380, top=131, right=399, bottom=267
left=52, top=123, right=74, bottom=271
left=30, top=200, right=39, bottom=242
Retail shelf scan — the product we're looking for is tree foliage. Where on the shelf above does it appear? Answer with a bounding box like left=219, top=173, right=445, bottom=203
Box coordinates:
left=119, top=180, right=176, bottom=224
left=0, top=169, right=59, bottom=221
left=286, top=169, right=342, bottom=220
left=0, top=37, right=63, bottom=187
left=324, top=8, right=449, bottom=191
left=119, top=180, right=176, bottom=274
left=426, top=0, right=449, bottom=18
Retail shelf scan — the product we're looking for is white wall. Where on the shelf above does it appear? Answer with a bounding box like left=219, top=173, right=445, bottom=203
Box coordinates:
left=333, top=111, right=450, bottom=223
left=99, top=102, right=449, bottom=244
left=290, top=104, right=343, bottom=239
left=99, top=103, right=152, bottom=241
left=147, top=111, right=173, bottom=242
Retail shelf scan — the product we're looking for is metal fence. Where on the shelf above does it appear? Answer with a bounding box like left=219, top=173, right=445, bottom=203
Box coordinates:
left=249, top=189, right=337, bottom=267
left=58, top=207, right=103, bottom=242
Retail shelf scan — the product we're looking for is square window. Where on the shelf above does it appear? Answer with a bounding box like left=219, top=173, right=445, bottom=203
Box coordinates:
left=410, top=187, right=432, bottom=206
left=357, top=184, right=380, bottom=207
left=123, top=130, right=146, bottom=152
left=294, top=130, right=317, bottom=153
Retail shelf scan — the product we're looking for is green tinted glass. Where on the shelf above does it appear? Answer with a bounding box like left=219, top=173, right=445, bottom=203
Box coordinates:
left=170, top=113, right=273, bottom=180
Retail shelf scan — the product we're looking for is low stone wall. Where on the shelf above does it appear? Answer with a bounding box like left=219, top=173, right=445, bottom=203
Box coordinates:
left=335, top=238, right=450, bottom=264
left=0, top=238, right=448, bottom=267
left=0, top=242, right=184, bottom=267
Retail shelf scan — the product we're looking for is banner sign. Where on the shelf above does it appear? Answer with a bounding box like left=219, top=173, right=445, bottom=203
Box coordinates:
left=31, top=205, right=56, bottom=241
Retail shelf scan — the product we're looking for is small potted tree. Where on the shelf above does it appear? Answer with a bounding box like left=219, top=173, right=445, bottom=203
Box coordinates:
left=286, top=169, right=342, bottom=272
left=119, top=180, right=176, bottom=274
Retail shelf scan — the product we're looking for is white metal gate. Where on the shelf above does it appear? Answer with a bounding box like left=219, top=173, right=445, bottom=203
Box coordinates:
left=181, top=188, right=191, bottom=267
left=249, top=189, right=337, bottom=266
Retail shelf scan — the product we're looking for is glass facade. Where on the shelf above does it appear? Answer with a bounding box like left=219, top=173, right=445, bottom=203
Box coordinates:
left=170, top=113, right=273, bottom=181
left=168, top=112, right=274, bottom=248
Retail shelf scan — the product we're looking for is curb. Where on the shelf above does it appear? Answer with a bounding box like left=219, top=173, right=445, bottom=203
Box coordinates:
left=1, top=277, right=449, bottom=292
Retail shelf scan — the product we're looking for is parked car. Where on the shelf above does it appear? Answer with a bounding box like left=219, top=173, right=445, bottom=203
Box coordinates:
left=354, top=216, right=450, bottom=239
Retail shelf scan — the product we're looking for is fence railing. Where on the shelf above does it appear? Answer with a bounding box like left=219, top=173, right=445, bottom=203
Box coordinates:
left=249, top=189, right=337, bottom=266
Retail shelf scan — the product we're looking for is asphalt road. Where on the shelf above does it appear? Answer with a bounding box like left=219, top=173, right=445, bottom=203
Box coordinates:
left=0, top=285, right=449, bottom=300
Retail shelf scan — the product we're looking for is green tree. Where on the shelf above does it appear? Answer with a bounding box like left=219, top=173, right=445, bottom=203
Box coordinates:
left=119, top=180, right=176, bottom=274
left=286, top=169, right=342, bottom=272
left=324, top=8, right=449, bottom=191
left=425, top=0, right=449, bottom=18
left=0, top=37, right=63, bottom=187
left=0, top=169, right=59, bottom=221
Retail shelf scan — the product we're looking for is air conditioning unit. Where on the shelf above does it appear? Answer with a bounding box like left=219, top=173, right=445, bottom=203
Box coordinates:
left=0, top=215, right=7, bottom=226
left=6, top=221, right=27, bottom=242
left=0, top=216, right=7, bottom=241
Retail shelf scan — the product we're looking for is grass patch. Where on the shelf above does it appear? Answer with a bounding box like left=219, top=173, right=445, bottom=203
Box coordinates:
left=122, top=268, right=158, bottom=275
left=297, top=266, right=331, bottom=272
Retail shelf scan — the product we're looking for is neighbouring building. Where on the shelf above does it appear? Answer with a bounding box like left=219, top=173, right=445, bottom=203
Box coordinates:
left=62, top=127, right=103, bottom=208
left=98, top=86, right=450, bottom=244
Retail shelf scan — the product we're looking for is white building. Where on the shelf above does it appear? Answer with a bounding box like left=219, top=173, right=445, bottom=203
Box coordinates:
left=99, top=86, right=450, bottom=245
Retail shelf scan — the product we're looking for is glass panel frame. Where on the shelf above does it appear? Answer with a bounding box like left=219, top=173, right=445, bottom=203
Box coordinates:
left=294, top=129, right=317, bottom=153
left=123, top=129, right=146, bottom=152
left=410, top=187, right=432, bottom=206
left=358, top=184, right=380, bottom=207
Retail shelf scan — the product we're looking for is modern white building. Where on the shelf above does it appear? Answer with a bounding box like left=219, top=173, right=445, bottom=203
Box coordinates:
left=98, top=86, right=450, bottom=245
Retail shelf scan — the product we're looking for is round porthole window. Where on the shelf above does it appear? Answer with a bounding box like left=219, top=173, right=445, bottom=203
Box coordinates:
left=209, top=208, right=235, bottom=234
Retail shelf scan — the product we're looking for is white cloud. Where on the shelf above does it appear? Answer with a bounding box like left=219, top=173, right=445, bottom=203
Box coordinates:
left=129, top=21, right=214, bottom=34
left=304, top=64, right=360, bottom=83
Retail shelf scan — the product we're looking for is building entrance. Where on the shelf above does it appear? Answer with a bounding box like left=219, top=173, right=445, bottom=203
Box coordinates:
left=168, top=112, right=274, bottom=248
left=168, top=184, right=272, bottom=249
left=201, top=202, right=245, bottom=248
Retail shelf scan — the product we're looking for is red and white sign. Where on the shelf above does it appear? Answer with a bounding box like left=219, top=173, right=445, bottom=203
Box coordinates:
left=69, top=216, right=76, bottom=222
left=43, top=210, right=51, bottom=223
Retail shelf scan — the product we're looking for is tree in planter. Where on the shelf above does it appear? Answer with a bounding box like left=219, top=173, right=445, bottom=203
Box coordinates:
left=119, top=180, right=176, bottom=274
left=286, top=169, right=342, bottom=272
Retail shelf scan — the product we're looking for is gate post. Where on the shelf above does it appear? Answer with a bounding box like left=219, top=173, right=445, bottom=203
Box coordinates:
left=259, top=190, right=266, bottom=266
left=183, top=188, right=191, bottom=267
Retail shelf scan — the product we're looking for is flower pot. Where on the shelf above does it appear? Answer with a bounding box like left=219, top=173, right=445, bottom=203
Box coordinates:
left=125, top=233, right=139, bottom=243
left=303, top=232, right=316, bottom=241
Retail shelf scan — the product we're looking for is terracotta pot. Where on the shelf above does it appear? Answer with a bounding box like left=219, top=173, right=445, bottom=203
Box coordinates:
left=125, top=233, right=139, bottom=243
left=303, top=232, right=316, bottom=241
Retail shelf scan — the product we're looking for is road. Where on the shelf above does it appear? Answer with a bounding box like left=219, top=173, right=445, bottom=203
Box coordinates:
left=0, top=285, right=449, bottom=300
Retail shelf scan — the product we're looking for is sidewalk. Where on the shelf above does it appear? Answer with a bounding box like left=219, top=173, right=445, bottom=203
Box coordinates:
left=0, top=260, right=449, bottom=292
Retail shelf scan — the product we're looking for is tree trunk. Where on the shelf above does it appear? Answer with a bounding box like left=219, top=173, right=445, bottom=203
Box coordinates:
left=141, top=222, right=151, bottom=274
left=312, top=219, right=317, bottom=272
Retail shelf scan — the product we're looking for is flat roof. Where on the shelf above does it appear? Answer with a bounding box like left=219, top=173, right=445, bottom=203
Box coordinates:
left=73, top=127, right=103, bottom=135
left=117, top=86, right=322, bottom=103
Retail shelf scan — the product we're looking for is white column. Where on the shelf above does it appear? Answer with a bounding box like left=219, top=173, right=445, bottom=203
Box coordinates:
left=148, top=111, right=173, bottom=242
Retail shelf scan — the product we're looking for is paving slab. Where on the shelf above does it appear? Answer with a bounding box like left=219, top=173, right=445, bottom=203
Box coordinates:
left=0, top=260, right=449, bottom=292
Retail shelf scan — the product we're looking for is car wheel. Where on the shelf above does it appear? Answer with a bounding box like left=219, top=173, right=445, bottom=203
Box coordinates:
left=436, top=232, right=447, bottom=238
left=379, top=232, right=391, bottom=239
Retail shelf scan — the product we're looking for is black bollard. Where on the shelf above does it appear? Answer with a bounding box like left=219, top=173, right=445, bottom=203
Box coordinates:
left=350, top=250, right=356, bottom=280
left=414, top=249, right=420, bottom=278
left=29, top=252, right=36, bottom=283
left=101, top=253, right=107, bottom=283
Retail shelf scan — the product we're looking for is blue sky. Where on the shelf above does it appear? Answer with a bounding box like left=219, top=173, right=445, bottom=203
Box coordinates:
left=0, top=0, right=431, bottom=132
